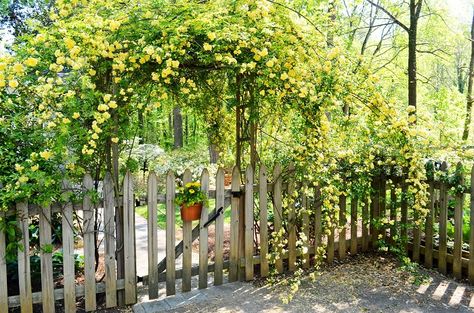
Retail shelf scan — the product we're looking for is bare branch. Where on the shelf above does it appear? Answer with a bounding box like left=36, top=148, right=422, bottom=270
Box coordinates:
left=367, top=0, right=410, bottom=32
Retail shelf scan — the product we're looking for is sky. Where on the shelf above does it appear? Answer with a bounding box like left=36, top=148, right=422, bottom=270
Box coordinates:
left=0, top=0, right=474, bottom=55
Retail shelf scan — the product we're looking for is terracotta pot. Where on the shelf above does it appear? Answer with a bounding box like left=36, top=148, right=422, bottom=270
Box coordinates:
left=180, top=203, right=203, bottom=221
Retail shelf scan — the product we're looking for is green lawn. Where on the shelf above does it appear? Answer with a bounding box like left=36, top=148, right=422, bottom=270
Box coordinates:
left=135, top=199, right=231, bottom=229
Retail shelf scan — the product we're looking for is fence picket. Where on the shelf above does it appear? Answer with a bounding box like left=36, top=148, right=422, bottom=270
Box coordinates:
left=165, top=170, right=176, bottom=295
left=245, top=166, right=254, bottom=280
left=288, top=165, right=296, bottom=271
left=362, top=198, right=369, bottom=252
left=453, top=163, right=464, bottom=279
left=123, top=171, right=137, bottom=304
left=214, top=168, right=225, bottom=285
left=83, top=174, right=96, bottom=312
left=412, top=210, right=421, bottom=262
left=61, top=199, right=75, bottom=313
left=389, top=186, right=397, bottom=245
left=470, top=165, right=474, bottom=283
left=39, top=205, right=54, bottom=313
left=17, top=202, right=32, bottom=313
left=350, top=197, right=358, bottom=255
left=424, top=180, right=434, bottom=269
left=0, top=212, right=8, bottom=313
left=339, top=195, right=347, bottom=259
left=104, top=173, right=117, bottom=307
left=273, top=164, right=283, bottom=273
left=229, top=166, right=241, bottom=282
left=438, top=162, right=448, bottom=275
left=182, top=169, right=192, bottom=292
left=199, top=169, right=209, bottom=289
left=314, top=186, right=322, bottom=256
left=401, top=182, right=408, bottom=252
left=147, top=172, right=159, bottom=298
left=259, top=165, right=269, bottom=276
left=302, top=182, right=309, bottom=269
left=380, top=176, right=386, bottom=241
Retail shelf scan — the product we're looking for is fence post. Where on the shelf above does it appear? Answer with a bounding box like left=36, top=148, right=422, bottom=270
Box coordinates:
left=83, top=174, right=96, bottom=312
left=39, top=205, right=54, bottom=313
left=453, top=163, right=464, bottom=279
left=259, top=165, right=270, bottom=276
left=469, top=164, right=474, bottom=283
left=350, top=197, right=358, bottom=255
left=273, top=164, right=283, bottom=273
left=229, top=166, right=241, bottom=282
left=17, top=202, right=33, bottom=313
left=339, top=194, right=347, bottom=259
left=438, top=162, right=448, bottom=275
left=147, top=171, right=159, bottom=298
left=123, top=171, right=137, bottom=304
left=214, top=168, right=225, bottom=285
left=0, top=212, right=8, bottom=313
left=244, top=166, right=254, bottom=280
left=288, top=164, right=296, bottom=271
left=104, top=173, right=117, bottom=307
left=199, top=169, right=209, bottom=288
left=166, top=170, right=176, bottom=295
left=424, top=179, right=434, bottom=269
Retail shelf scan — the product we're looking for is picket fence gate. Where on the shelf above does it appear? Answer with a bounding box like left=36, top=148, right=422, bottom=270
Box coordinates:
left=2, top=162, right=474, bottom=312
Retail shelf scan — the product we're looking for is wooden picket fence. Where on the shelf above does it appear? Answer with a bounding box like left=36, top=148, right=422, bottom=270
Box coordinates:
left=2, top=162, right=474, bottom=312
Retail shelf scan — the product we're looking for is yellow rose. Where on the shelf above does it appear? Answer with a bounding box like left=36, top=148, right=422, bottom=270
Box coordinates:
left=39, top=150, right=53, bottom=160
left=15, top=164, right=24, bottom=172
left=72, top=112, right=80, bottom=119
left=203, top=43, right=212, bottom=51
left=9, top=79, right=19, bottom=88
left=31, top=164, right=39, bottom=172
left=108, top=101, right=118, bottom=109
left=24, top=58, right=39, bottom=67
left=13, top=63, right=24, bottom=73
left=18, top=175, right=29, bottom=184
left=111, top=137, right=119, bottom=143
left=207, top=32, right=217, bottom=41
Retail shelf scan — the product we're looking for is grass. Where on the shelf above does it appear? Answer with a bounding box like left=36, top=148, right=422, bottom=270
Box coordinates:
left=135, top=199, right=231, bottom=229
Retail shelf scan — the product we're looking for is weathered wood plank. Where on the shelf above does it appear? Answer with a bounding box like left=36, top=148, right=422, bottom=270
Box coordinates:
left=314, top=186, right=322, bottom=255
left=425, top=180, right=434, bottom=269
left=165, top=170, right=176, bottom=295
left=214, top=168, right=225, bottom=285
left=245, top=166, right=254, bottom=280
left=389, top=186, right=397, bottom=246
left=61, top=199, right=76, bottom=313
left=302, top=182, right=309, bottom=269
left=229, top=166, right=241, bottom=282
left=287, top=164, right=296, bottom=271
left=401, top=181, right=408, bottom=253
left=362, top=197, right=369, bottom=252
left=82, top=174, right=96, bottom=312
left=147, top=171, right=159, bottom=298
left=273, top=164, right=283, bottom=273
left=470, top=165, right=474, bottom=283
left=182, top=169, right=192, bottom=292
left=104, top=173, right=117, bottom=307
left=412, top=209, right=421, bottom=263
left=123, top=171, right=137, bottom=304
left=259, top=165, right=269, bottom=276
left=0, top=212, right=8, bottom=313
left=39, top=205, right=54, bottom=313
left=327, top=224, right=335, bottom=264
left=438, top=162, right=448, bottom=275
left=338, top=195, right=347, bottom=259
left=199, top=169, right=209, bottom=289
left=17, top=202, right=33, bottom=313
left=453, top=163, right=464, bottom=279
left=350, top=197, right=358, bottom=255
left=380, top=176, right=386, bottom=241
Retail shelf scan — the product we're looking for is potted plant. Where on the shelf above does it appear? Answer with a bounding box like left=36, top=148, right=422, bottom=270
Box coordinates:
left=176, top=182, right=207, bottom=221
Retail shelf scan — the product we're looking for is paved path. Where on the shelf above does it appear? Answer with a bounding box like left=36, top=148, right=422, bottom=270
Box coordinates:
left=131, top=254, right=474, bottom=313
left=135, top=213, right=199, bottom=277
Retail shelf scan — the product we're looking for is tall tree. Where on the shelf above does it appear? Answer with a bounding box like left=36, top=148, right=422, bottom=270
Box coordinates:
left=368, top=0, right=423, bottom=114
left=462, top=11, right=474, bottom=141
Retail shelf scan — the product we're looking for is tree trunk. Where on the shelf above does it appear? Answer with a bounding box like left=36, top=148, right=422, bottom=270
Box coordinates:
left=235, top=74, right=242, bottom=170
left=185, top=114, right=189, bottom=146
left=209, top=143, right=219, bottom=164
left=173, top=107, right=183, bottom=148
left=408, top=0, right=418, bottom=113
left=462, top=11, right=474, bottom=141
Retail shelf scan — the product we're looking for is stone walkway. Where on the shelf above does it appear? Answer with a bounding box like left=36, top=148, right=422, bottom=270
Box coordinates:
left=131, top=254, right=474, bottom=313
left=135, top=213, right=200, bottom=277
